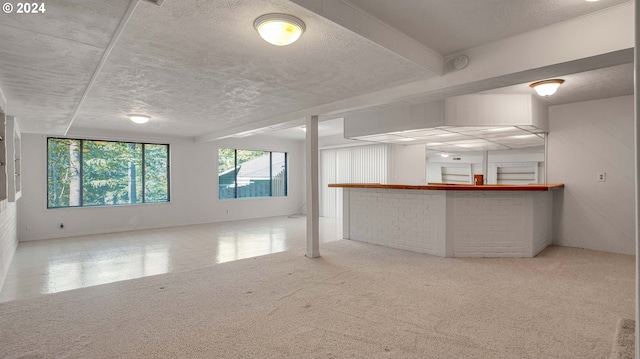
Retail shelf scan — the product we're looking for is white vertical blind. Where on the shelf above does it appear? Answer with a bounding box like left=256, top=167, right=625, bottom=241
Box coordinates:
left=320, top=150, right=338, bottom=218
left=320, top=144, right=388, bottom=218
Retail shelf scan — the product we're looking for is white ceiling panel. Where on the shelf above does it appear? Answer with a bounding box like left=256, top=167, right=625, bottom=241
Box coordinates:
left=0, top=26, right=109, bottom=133
left=0, top=0, right=130, bottom=133
left=343, top=0, right=630, bottom=55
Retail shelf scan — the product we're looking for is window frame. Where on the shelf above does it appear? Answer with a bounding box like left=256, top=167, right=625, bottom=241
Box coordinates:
left=218, top=147, right=288, bottom=200
left=46, top=137, right=171, bottom=209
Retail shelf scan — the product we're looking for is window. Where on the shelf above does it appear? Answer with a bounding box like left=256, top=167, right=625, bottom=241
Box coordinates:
left=47, top=138, right=170, bottom=208
left=218, top=148, right=287, bottom=199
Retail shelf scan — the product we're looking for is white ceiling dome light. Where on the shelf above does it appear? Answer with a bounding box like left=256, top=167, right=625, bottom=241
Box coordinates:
left=529, top=79, right=565, bottom=97
left=128, top=114, right=151, bottom=124
left=254, top=13, right=306, bottom=46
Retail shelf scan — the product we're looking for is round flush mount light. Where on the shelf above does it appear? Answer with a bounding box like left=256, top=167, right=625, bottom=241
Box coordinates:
left=254, top=13, right=306, bottom=46
left=529, top=79, right=565, bottom=97
left=128, top=114, right=150, bottom=124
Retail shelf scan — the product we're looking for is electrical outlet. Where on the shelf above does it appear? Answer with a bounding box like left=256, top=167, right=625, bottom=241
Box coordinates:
left=597, top=172, right=606, bottom=182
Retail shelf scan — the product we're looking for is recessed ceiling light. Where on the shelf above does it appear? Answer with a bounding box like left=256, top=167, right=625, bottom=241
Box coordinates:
left=128, top=114, right=150, bottom=124
left=440, top=153, right=450, bottom=158
left=487, top=126, right=517, bottom=132
left=254, top=13, right=305, bottom=46
left=530, top=79, right=565, bottom=97
left=457, top=143, right=476, bottom=148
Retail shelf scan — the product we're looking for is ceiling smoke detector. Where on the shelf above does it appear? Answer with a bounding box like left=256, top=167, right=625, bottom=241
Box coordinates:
left=452, top=55, right=469, bottom=70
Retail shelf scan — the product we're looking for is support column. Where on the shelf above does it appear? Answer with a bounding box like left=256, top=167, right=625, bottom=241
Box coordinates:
left=306, top=115, right=320, bottom=258
left=634, top=0, right=639, bottom=356
left=481, top=151, right=488, bottom=184
left=544, top=133, right=548, bottom=184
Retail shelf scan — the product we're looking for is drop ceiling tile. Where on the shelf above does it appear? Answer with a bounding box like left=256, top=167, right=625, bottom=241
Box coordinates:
left=403, top=129, right=453, bottom=138
left=423, top=133, right=474, bottom=142
left=445, top=126, right=495, bottom=133
left=481, top=130, right=529, bottom=139
left=355, top=134, right=406, bottom=141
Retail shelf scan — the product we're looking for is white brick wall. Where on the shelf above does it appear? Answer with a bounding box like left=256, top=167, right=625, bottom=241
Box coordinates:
left=532, top=192, right=553, bottom=256
left=348, top=189, right=447, bottom=256
left=0, top=201, right=18, bottom=292
left=452, top=192, right=525, bottom=257
left=343, top=188, right=555, bottom=258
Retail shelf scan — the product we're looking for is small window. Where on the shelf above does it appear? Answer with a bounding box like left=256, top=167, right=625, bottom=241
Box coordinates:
left=47, top=138, right=170, bottom=208
left=218, top=148, right=287, bottom=199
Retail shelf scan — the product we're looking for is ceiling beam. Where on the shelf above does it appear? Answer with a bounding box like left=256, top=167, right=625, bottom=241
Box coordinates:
left=63, top=0, right=141, bottom=135
left=290, top=0, right=443, bottom=76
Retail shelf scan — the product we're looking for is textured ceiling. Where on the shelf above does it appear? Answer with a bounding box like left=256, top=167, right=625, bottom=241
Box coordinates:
left=71, top=0, right=434, bottom=137
left=0, top=0, right=130, bottom=133
left=269, top=62, right=634, bottom=142
left=481, top=63, right=634, bottom=106
left=0, top=0, right=633, bottom=140
left=344, top=0, right=631, bottom=55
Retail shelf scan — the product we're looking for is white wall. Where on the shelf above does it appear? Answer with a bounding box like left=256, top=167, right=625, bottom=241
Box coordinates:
left=389, top=144, right=426, bottom=185
left=548, top=95, right=634, bottom=255
left=18, top=133, right=305, bottom=241
left=344, top=100, right=445, bottom=138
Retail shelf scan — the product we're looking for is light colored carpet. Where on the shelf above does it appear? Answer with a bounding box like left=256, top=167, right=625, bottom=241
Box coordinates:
left=610, top=319, right=635, bottom=359
left=0, top=240, right=634, bottom=359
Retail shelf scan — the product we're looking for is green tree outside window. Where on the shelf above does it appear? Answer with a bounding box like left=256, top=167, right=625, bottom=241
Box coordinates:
left=47, top=138, right=170, bottom=208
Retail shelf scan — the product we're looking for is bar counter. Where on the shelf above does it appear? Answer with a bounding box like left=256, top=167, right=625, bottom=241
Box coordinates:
left=329, top=183, right=564, bottom=191
left=330, top=183, right=564, bottom=258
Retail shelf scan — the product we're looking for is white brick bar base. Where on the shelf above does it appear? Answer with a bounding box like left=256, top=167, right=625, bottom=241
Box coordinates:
left=342, top=188, right=553, bottom=258
left=0, top=202, right=18, bottom=292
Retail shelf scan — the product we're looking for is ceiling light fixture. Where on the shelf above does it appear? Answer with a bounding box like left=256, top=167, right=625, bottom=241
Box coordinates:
left=254, top=13, right=306, bottom=46
left=511, top=134, right=537, bottom=139
left=529, top=79, right=565, bottom=97
left=128, top=114, right=150, bottom=124
left=487, top=126, right=517, bottom=132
